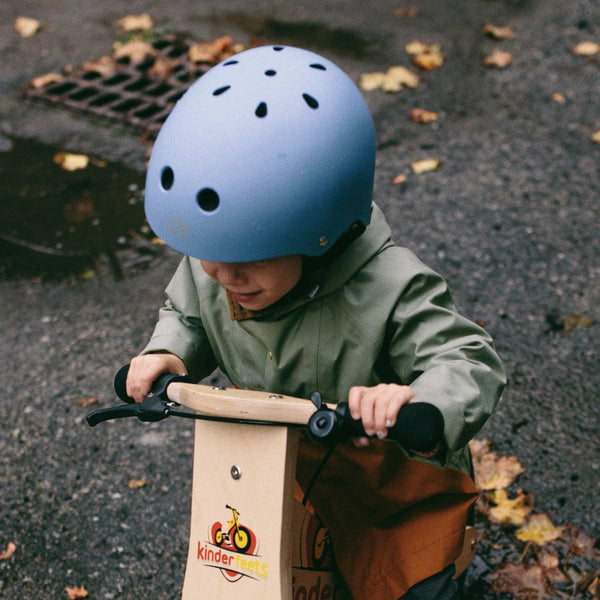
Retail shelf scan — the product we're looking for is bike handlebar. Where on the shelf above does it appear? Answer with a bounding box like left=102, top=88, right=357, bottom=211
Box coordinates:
left=86, top=366, right=445, bottom=453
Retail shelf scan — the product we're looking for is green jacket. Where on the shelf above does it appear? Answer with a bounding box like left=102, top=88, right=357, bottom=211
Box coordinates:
left=142, top=204, right=506, bottom=474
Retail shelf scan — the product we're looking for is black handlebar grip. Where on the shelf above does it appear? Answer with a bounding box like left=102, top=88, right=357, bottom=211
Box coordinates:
left=114, top=364, right=134, bottom=403
left=337, top=402, right=445, bottom=452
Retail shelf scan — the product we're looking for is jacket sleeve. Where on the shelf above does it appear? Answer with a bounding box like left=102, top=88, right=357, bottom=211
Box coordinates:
left=387, top=265, right=506, bottom=454
left=141, top=256, right=218, bottom=382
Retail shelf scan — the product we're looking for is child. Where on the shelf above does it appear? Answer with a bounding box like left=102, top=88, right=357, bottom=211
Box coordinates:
left=127, top=45, right=506, bottom=599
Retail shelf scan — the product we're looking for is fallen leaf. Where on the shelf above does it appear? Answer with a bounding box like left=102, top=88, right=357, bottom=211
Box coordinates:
left=391, top=174, right=407, bottom=185
left=483, top=49, right=513, bottom=68
left=410, top=108, right=439, bottom=123
left=562, top=313, right=594, bottom=333
left=567, top=526, right=598, bottom=559
left=113, top=39, right=157, bottom=65
left=128, top=478, right=148, bottom=489
left=89, top=157, right=108, bottom=168
left=483, top=24, right=516, bottom=40
left=475, top=318, right=487, bottom=327
left=79, top=270, right=95, bottom=280
left=0, top=542, right=16, bottom=560
left=552, top=92, right=566, bottom=104
left=572, top=41, right=600, bottom=56
left=490, top=563, right=548, bottom=599
left=405, top=41, right=444, bottom=71
left=592, top=131, right=600, bottom=144
left=65, top=585, right=88, bottom=599
left=148, top=56, right=179, bottom=78
left=189, top=35, right=234, bottom=64
left=115, top=13, right=153, bottom=32
left=29, top=72, right=64, bottom=89
left=489, top=489, right=533, bottom=525
left=82, top=55, right=118, bottom=78
left=53, top=152, right=89, bottom=172
left=411, top=158, right=440, bottom=174
left=589, top=576, right=600, bottom=598
left=394, top=6, right=418, bottom=17
left=360, top=67, right=419, bottom=93
left=539, top=549, right=568, bottom=584
left=150, top=237, right=166, bottom=245
left=516, top=514, right=565, bottom=546
left=470, top=439, right=525, bottom=490
left=76, top=397, right=99, bottom=407
left=15, top=17, right=41, bottom=38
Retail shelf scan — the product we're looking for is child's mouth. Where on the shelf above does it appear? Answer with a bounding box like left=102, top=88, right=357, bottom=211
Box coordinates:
left=228, top=289, right=261, bottom=304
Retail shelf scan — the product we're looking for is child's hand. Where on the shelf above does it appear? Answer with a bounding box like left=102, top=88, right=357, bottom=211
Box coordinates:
left=126, top=353, right=187, bottom=403
left=348, top=383, right=418, bottom=447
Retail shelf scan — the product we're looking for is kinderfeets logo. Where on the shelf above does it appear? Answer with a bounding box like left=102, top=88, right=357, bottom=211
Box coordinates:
left=198, top=504, right=268, bottom=582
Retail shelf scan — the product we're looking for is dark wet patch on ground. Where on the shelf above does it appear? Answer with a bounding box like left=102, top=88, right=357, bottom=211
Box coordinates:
left=0, top=137, right=152, bottom=280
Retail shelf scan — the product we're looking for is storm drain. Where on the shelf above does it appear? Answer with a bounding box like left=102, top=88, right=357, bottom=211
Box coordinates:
left=25, top=36, right=215, bottom=136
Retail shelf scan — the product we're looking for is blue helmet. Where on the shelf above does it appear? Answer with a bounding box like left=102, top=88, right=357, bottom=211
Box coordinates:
left=145, top=45, right=376, bottom=262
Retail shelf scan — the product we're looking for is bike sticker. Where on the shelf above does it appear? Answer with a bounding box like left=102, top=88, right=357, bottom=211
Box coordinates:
left=198, top=505, right=267, bottom=582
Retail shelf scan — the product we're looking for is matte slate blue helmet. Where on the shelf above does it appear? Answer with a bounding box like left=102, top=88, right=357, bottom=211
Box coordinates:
left=145, top=45, right=376, bottom=262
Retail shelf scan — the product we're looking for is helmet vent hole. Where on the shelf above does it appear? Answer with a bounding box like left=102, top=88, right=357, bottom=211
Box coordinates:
left=213, top=85, right=231, bottom=96
left=197, top=188, right=220, bottom=212
left=310, top=63, right=327, bottom=70
left=255, top=102, right=268, bottom=118
left=303, top=94, right=319, bottom=109
left=161, top=166, right=174, bottom=190
left=223, top=60, right=238, bottom=66
left=265, top=70, right=277, bottom=76
left=273, top=46, right=284, bottom=51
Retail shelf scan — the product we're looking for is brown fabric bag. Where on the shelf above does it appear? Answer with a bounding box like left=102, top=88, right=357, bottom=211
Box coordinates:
left=295, top=434, right=478, bottom=600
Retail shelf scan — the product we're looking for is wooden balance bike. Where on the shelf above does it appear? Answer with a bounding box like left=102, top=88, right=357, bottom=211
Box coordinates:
left=87, top=367, right=476, bottom=599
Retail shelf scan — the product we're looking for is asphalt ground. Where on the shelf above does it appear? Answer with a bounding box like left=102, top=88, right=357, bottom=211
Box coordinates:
left=0, top=1, right=599, bottom=598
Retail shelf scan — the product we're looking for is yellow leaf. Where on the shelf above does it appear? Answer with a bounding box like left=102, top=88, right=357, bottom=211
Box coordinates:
left=489, top=489, right=533, bottom=525
left=406, top=41, right=444, bottom=71
left=572, top=41, right=600, bottom=56
left=14, top=17, right=41, bottom=38
left=483, top=24, right=516, bottom=40
left=410, top=108, right=439, bottom=123
left=391, top=174, right=407, bottom=185
left=515, top=514, right=564, bottom=545
left=29, top=72, right=64, bottom=89
left=128, top=478, right=148, bottom=489
left=189, top=36, right=235, bottom=64
left=0, top=541, right=16, bottom=560
left=113, top=39, right=157, bottom=65
left=82, top=55, right=117, bottom=78
left=53, top=152, right=89, bottom=172
left=115, top=13, right=153, bottom=32
left=483, top=49, right=513, bottom=68
left=552, top=93, right=566, bottom=104
left=475, top=454, right=524, bottom=490
left=405, top=41, right=441, bottom=55
left=592, top=130, right=600, bottom=144
left=65, top=585, right=88, bottom=599
left=79, top=270, right=95, bottom=280
left=411, top=159, right=440, bottom=174
left=148, top=57, right=179, bottom=79
left=360, top=67, right=419, bottom=93
left=562, top=313, right=594, bottom=333
left=360, top=72, right=386, bottom=91
left=150, top=237, right=166, bottom=245
left=469, top=438, right=492, bottom=459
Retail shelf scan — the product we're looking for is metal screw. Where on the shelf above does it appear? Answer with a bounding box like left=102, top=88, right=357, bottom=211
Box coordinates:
left=269, top=394, right=283, bottom=399
left=231, top=466, right=242, bottom=480
left=212, top=386, right=226, bottom=390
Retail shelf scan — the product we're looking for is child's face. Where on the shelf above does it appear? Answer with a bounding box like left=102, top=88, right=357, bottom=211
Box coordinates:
left=200, top=255, right=303, bottom=310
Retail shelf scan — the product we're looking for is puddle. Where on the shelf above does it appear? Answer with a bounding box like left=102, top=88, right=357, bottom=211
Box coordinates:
left=215, top=13, right=374, bottom=58
left=0, top=138, right=151, bottom=280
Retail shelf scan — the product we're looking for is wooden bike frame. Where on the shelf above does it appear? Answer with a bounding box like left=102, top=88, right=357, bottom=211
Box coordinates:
left=158, top=383, right=476, bottom=600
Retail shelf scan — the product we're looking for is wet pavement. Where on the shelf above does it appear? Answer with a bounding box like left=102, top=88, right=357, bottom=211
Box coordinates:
left=1, top=0, right=599, bottom=598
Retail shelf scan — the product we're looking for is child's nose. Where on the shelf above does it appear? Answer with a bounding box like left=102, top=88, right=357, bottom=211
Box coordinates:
left=214, top=262, right=245, bottom=285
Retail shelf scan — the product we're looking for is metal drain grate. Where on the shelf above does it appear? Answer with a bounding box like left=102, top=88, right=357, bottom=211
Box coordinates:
left=25, top=36, right=215, bottom=136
